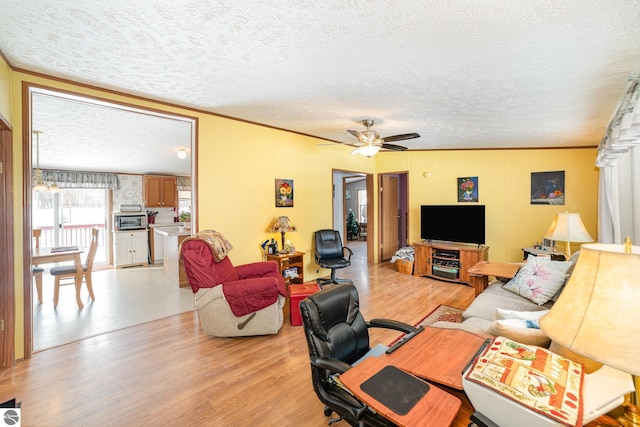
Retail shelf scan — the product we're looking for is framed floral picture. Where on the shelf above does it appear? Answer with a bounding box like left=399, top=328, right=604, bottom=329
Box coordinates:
left=275, top=179, right=294, bottom=207
left=458, top=177, right=478, bottom=202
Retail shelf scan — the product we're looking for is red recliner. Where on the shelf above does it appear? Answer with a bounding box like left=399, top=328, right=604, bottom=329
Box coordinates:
left=180, top=236, right=287, bottom=337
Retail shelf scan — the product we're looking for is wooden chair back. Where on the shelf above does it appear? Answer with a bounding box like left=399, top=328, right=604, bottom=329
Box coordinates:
left=33, top=229, right=42, bottom=249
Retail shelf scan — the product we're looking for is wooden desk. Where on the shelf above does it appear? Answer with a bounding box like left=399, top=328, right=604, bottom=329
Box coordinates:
left=467, top=261, right=521, bottom=294
left=381, top=327, right=489, bottom=390
left=33, top=246, right=84, bottom=308
left=339, top=356, right=461, bottom=427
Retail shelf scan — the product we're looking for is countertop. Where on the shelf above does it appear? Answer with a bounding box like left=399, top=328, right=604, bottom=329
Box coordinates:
left=153, top=226, right=191, bottom=237
left=149, top=222, right=185, bottom=228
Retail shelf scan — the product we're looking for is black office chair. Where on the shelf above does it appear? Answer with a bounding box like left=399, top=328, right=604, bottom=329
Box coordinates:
left=299, top=283, right=419, bottom=426
left=314, top=229, right=354, bottom=286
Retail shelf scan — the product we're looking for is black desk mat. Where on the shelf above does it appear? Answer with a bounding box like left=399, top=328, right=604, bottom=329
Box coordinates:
left=360, top=365, right=430, bottom=415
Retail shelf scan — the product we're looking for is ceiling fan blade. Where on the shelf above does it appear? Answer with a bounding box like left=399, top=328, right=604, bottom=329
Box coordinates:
left=381, top=143, right=408, bottom=151
left=381, top=133, right=420, bottom=143
left=348, top=129, right=364, bottom=139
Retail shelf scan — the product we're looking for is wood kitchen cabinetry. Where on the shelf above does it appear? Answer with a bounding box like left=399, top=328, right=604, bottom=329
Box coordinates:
left=143, top=175, right=177, bottom=208
left=114, top=231, right=148, bottom=267
left=413, top=241, right=488, bottom=293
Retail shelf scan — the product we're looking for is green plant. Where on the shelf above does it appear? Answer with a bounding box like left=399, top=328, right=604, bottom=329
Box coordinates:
left=179, top=212, right=191, bottom=222
left=346, top=209, right=359, bottom=240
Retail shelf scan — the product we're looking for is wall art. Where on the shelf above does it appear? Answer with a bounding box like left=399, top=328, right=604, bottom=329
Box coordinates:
left=458, top=177, right=478, bottom=202
left=531, top=171, right=565, bottom=205
left=275, top=179, right=294, bottom=207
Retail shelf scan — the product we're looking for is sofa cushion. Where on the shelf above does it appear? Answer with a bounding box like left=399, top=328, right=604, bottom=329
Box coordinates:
left=502, top=255, right=574, bottom=305
left=462, top=281, right=549, bottom=322
left=487, top=309, right=551, bottom=347
left=486, top=319, right=551, bottom=347
left=495, top=308, right=549, bottom=321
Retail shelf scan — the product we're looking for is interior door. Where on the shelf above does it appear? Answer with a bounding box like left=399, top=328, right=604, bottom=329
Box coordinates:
left=380, top=175, right=399, bottom=260
left=0, top=125, right=15, bottom=368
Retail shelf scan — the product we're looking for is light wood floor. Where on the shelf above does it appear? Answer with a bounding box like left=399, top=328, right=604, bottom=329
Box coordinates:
left=1, top=252, right=479, bottom=426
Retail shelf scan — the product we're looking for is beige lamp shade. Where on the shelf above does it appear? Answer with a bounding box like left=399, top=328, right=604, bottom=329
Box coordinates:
left=543, top=212, right=593, bottom=257
left=539, top=242, right=640, bottom=376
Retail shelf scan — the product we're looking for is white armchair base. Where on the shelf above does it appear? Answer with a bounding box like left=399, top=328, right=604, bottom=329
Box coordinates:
left=195, top=286, right=285, bottom=337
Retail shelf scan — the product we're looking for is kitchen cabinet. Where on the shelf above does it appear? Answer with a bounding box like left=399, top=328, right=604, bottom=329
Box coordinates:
left=144, top=175, right=177, bottom=208
left=114, top=231, right=148, bottom=267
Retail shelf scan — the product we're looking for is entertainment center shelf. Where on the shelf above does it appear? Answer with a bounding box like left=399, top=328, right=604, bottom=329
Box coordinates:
left=413, top=242, right=489, bottom=294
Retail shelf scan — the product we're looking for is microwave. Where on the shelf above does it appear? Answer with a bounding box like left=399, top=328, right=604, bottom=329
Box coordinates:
left=114, top=213, right=147, bottom=231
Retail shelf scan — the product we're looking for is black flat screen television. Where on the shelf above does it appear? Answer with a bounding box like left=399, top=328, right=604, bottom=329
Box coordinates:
left=420, top=205, right=485, bottom=245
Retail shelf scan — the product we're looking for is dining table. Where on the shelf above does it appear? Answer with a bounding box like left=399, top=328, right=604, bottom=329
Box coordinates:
left=32, top=246, right=85, bottom=308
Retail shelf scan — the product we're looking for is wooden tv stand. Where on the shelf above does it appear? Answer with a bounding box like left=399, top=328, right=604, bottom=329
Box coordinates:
left=413, top=242, right=489, bottom=294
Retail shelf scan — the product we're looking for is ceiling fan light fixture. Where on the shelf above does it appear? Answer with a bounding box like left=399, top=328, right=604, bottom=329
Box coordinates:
left=177, top=148, right=187, bottom=159
left=358, top=145, right=381, bottom=157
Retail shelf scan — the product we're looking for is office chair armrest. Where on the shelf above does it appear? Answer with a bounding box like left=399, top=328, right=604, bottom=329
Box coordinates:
left=367, top=318, right=419, bottom=334
left=310, top=356, right=352, bottom=375
left=343, top=246, right=354, bottom=261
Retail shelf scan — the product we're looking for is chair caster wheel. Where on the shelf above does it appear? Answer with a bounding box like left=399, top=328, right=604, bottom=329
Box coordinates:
left=323, top=406, right=333, bottom=416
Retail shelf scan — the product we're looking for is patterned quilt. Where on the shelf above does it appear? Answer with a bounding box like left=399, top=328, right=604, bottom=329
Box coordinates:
left=465, top=337, right=584, bottom=427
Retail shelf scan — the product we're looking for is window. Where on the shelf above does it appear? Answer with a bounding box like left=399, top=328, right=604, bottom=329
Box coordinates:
left=357, top=189, right=367, bottom=223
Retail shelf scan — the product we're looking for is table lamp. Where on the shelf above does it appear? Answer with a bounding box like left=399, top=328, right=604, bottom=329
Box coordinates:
left=268, top=216, right=296, bottom=252
left=539, top=238, right=640, bottom=426
left=543, top=212, right=594, bottom=258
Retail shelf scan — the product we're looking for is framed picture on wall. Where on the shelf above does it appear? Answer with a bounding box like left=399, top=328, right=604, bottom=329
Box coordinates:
left=275, top=179, right=294, bottom=207
left=531, top=171, right=565, bottom=205
left=458, top=177, right=478, bottom=202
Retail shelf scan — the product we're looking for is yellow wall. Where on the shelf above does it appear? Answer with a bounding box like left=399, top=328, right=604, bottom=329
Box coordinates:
left=7, top=70, right=376, bottom=359
left=378, top=149, right=598, bottom=262
left=5, top=69, right=599, bottom=360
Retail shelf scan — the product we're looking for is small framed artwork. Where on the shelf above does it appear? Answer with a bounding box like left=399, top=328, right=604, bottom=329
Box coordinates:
left=275, top=179, right=294, bottom=207
left=531, top=171, right=565, bottom=205
left=345, top=190, right=352, bottom=200
left=458, top=177, right=478, bottom=202
left=543, top=238, right=555, bottom=250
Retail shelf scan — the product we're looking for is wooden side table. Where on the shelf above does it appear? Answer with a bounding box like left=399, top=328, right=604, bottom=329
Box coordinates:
left=522, top=247, right=566, bottom=261
left=467, top=261, right=521, bottom=294
left=266, top=251, right=305, bottom=284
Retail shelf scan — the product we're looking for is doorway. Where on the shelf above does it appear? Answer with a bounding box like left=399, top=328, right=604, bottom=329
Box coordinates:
left=379, top=172, right=409, bottom=261
left=23, top=84, right=197, bottom=358
left=332, top=170, right=373, bottom=262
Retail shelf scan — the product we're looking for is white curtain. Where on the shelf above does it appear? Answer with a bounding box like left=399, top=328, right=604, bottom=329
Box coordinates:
left=596, top=73, right=640, bottom=244
left=597, top=131, right=640, bottom=244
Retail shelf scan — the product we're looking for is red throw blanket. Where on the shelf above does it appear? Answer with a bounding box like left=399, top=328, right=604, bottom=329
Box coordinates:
left=222, top=278, right=279, bottom=317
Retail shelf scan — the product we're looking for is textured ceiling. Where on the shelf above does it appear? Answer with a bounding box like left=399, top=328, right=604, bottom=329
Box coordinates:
left=2, top=1, right=640, bottom=174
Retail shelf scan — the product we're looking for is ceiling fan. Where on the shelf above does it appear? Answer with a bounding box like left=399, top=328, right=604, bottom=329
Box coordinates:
left=347, top=119, right=420, bottom=157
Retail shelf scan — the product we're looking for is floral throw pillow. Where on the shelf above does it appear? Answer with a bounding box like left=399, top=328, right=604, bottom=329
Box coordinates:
left=502, top=255, right=573, bottom=305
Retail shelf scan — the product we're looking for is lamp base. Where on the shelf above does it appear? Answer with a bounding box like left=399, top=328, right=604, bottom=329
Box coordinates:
left=564, top=240, right=572, bottom=259
left=619, top=404, right=640, bottom=427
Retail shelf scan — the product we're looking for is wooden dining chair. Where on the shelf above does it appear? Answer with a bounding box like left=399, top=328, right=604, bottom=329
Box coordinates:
left=32, top=229, right=44, bottom=303
left=50, top=228, right=99, bottom=308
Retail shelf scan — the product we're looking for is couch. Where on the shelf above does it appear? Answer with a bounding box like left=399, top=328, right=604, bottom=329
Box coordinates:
left=433, top=253, right=579, bottom=347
